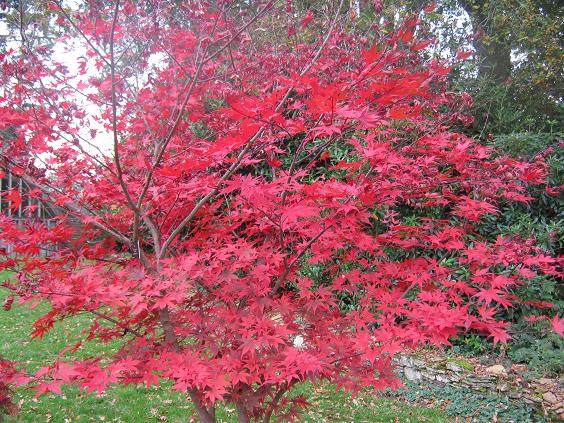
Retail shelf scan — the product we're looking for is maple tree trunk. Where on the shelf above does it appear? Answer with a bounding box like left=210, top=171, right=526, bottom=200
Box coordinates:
left=193, top=405, right=216, bottom=423
left=158, top=307, right=177, bottom=345
left=261, top=384, right=291, bottom=423
left=189, top=390, right=216, bottom=423
left=236, top=401, right=250, bottom=423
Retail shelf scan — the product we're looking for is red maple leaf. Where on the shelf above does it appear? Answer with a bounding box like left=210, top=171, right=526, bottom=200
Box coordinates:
left=551, top=315, right=564, bottom=338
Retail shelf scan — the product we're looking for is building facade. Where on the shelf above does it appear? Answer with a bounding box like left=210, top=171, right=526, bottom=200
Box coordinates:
left=1, top=167, right=57, bottom=256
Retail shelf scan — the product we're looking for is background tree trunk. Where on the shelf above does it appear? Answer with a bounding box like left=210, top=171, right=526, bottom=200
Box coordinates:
left=459, top=0, right=512, bottom=82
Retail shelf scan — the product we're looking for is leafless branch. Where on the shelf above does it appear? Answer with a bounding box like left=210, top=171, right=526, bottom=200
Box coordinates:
left=52, top=0, right=110, bottom=66
left=160, top=0, right=346, bottom=259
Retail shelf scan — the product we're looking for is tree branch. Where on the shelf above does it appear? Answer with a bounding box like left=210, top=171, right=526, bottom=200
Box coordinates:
left=159, top=0, right=345, bottom=259
left=89, top=310, right=143, bottom=338
left=52, top=0, right=110, bottom=66
left=1, top=162, right=131, bottom=245
left=270, top=225, right=330, bottom=295
left=299, top=0, right=344, bottom=77
left=105, top=1, right=161, bottom=257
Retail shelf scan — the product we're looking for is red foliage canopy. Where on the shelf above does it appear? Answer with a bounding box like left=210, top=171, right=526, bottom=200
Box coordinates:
left=0, top=1, right=561, bottom=421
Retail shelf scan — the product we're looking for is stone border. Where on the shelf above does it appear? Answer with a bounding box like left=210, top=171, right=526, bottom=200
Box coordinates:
left=393, top=354, right=563, bottom=420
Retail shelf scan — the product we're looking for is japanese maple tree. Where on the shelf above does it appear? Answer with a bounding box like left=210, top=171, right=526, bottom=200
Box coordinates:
left=0, top=1, right=562, bottom=421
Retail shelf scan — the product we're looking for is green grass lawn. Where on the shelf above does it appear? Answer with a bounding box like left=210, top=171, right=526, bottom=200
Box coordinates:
left=0, top=271, right=448, bottom=422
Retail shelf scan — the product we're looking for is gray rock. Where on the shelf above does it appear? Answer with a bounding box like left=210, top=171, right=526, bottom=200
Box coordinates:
left=497, top=382, right=509, bottom=392
left=421, top=371, right=436, bottom=381
left=543, top=391, right=558, bottom=404
left=485, top=364, right=506, bottom=375
left=396, top=356, right=411, bottom=367
left=411, top=359, right=425, bottom=367
left=446, top=362, right=464, bottom=372
left=404, top=367, right=422, bottom=381
left=435, top=374, right=450, bottom=383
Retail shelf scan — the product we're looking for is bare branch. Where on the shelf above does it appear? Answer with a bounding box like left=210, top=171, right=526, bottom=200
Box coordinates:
left=89, top=310, right=143, bottom=337
left=109, top=0, right=135, bottom=210
left=298, top=0, right=345, bottom=77
left=0, top=286, right=143, bottom=338
left=203, top=0, right=276, bottom=65
left=159, top=128, right=263, bottom=258
left=103, top=1, right=162, bottom=256
left=52, top=0, right=110, bottom=66
left=0, top=159, right=131, bottom=245
left=270, top=226, right=330, bottom=295
left=159, top=0, right=346, bottom=259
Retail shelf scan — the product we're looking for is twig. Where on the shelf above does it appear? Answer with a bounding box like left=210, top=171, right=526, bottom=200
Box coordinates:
left=52, top=0, right=110, bottom=66
left=160, top=0, right=346, bottom=259
left=89, top=309, right=143, bottom=337
left=270, top=226, right=330, bottom=295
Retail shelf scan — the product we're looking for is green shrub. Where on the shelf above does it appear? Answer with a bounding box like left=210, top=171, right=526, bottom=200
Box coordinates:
left=394, top=382, right=548, bottom=423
